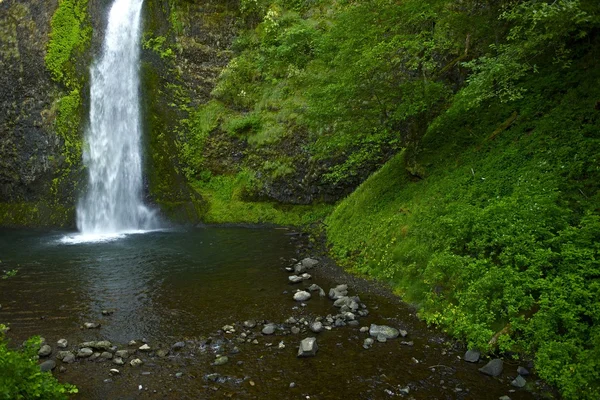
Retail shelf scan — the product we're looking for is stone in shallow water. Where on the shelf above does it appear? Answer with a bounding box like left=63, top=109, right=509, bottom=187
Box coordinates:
left=464, top=350, right=480, bottom=363
left=57, top=351, right=72, bottom=361
left=214, top=356, right=229, bottom=366
left=291, top=326, right=301, bottom=334
left=38, top=344, right=52, bottom=357
left=262, top=323, right=277, bottom=335
left=130, top=358, right=143, bottom=367
left=77, top=348, right=93, bottom=358
left=293, top=291, right=311, bottom=302
left=297, top=337, right=318, bottom=357
left=369, top=324, right=400, bottom=339
left=511, top=375, right=527, bottom=388
left=57, top=339, right=68, bottom=348
left=63, top=354, right=76, bottom=364
left=328, top=285, right=348, bottom=300
left=40, top=360, right=56, bottom=372
left=479, top=359, right=503, bottom=377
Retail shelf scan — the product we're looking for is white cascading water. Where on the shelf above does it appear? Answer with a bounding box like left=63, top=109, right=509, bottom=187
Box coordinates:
left=76, top=0, right=158, bottom=236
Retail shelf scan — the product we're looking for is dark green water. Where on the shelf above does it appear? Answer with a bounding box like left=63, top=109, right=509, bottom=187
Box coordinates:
left=0, top=227, right=546, bottom=399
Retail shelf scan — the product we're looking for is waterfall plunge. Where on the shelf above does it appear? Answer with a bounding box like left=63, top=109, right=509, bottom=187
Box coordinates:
left=77, top=0, right=158, bottom=236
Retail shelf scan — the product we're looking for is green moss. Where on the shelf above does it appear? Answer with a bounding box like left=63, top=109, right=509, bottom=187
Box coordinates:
left=45, top=0, right=91, bottom=88
left=193, top=171, right=332, bottom=226
left=0, top=202, right=73, bottom=227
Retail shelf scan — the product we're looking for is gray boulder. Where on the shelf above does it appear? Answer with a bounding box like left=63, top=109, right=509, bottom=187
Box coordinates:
left=297, top=337, right=318, bottom=357
left=328, top=284, right=348, bottom=300
left=40, top=360, right=56, bottom=372
left=77, top=348, right=93, bottom=358
left=479, top=359, right=504, bottom=377
left=262, top=323, right=277, bottom=335
left=511, top=375, right=526, bottom=388
left=309, top=322, right=323, bottom=333
left=293, top=291, right=311, bottom=302
left=369, top=324, right=400, bottom=339
left=464, top=350, right=480, bottom=363
left=38, top=344, right=52, bottom=357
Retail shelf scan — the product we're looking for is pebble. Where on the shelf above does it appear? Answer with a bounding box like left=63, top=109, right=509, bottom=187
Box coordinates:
left=214, top=356, right=229, bottom=366
left=464, top=350, right=480, bottom=363
left=77, top=348, right=93, bottom=358
left=172, top=341, right=185, bottom=350
left=369, top=324, right=400, bottom=339
left=112, top=357, right=124, bottom=365
left=139, top=344, right=151, bottom=351
left=57, top=339, right=68, bottom=349
left=38, top=344, right=52, bottom=357
left=84, top=322, right=100, bottom=329
left=130, top=358, right=143, bottom=367
left=297, top=337, right=318, bottom=357
left=363, top=338, right=374, bottom=349
left=175, top=372, right=183, bottom=378
left=40, top=360, right=56, bottom=372
left=293, top=291, right=311, bottom=302
left=109, top=369, right=120, bottom=375
left=479, top=359, right=503, bottom=377
left=511, top=375, right=527, bottom=388
left=262, top=323, right=276, bottom=335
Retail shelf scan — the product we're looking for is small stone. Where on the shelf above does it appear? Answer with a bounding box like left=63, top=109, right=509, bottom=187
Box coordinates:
left=511, top=375, right=526, bottom=388
left=141, top=371, right=151, bottom=376
left=128, top=340, right=137, bottom=346
left=77, top=348, right=93, bottom=358
left=309, top=322, right=323, bottom=333
left=278, top=341, right=285, bottom=349
left=288, top=275, right=304, bottom=284
left=89, top=352, right=101, bottom=361
left=297, top=337, right=318, bottom=357
left=479, top=359, right=504, bottom=377
left=376, top=335, right=387, bottom=343
left=115, top=350, right=129, bottom=359
left=399, top=386, right=410, bottom=395
left=464, top=350, right=481, bottom=363
left=214, top=356, right=229, bottom=366
left=293, top=291, right=311, bottom=302
left=401, top=341, right=414, bottom=346
left=291, top=326, right=301, bottom=334
left=363, top=338, right=374, bottom=349
left=109, top=369, right=120, bottom=375
left=369, top=324, right=400, bottom=339
left=63, top=353, right=76, bottom=364
left=112, top=357, right=124, bottom=365
left=157, top=349, right=169, bottom=357
left=360, top=326, right=369, bottom=333
left=57, top=351, right=72, bottom=360
left=57, top=339, right=68, bottom=349
left=100, top=352, right=113, bottom=359
left=84, top=322, right=100, bottom=329
left=38, top=345, right=52, bottom=357
left=289, top=382, right=296, bottom=388
left=285, top=317, right=298, bottom=324
left=40, top=360, right=56, bottom=372
left=517, top=366, right=529, bottom=376
left=243, top=320, right=257, bottom=329
left=175, top=372, right=183, bottom=378
left=499, top=396, right=511, bottom=400
left=130, top=358, right=143, bottom=367
left=139, top=344, right=151, bottom=351
left=101, top=310, right=113, bottom=316
left=172, top=341, right=185, bottom=350
left=262, top=323, right=276, bottom=335
left=59, top=366, right=67, bottom=373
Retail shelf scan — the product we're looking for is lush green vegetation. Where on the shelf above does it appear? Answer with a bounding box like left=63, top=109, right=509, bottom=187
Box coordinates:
left=181, top=0, right=600, bottom=397
left=0, top=327, right=77, bottom=399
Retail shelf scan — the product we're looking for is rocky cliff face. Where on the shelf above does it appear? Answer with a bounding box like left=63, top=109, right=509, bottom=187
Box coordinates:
left=0, top=0, right=60, bottom=203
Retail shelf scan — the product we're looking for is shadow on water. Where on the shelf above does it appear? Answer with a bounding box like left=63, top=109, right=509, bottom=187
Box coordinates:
left=0, top=227, right=548, bottom=399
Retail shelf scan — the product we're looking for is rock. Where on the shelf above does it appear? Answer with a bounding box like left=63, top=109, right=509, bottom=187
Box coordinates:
left=57, top=339, right=68, bottom=349
left=399, top=387, right=410, bottom=395
left=157, top=349, right=169, bottom=358
left=172, top=341, right=185, bottom=350
left=38, top=344, right=52, bottom=357
left=288, top=275, right=304, bottom=284
left=262, top=323, right=277, bottom=335
left=377, top=335, right=387, bottom=343
left=293, top=291, right=311, bottom=301
left=479, top=359, right=504, bottom=377
left=517, top=366, right=530, bottom=376
left=291, top=326, right=301, bottom=334
left=289, top=382, right=296, bottom=388
left=285, top=317, right=298, bottom=324
left=100, top=352, right=113, bottom=359
left=40, top=360, right=56, bottom=372
left=399, top=329, right=408, bottom=338
left=175, top=372, right=183, bottom=378
left=369, top=324, right=400, bottom=339
left=59, top=366, right=67, bottom=373
left=464, top=350, right=480, bottom=363
left=328, top=285, right=348, bottom=300
left=499, top=396, right=511, bottom=400
left=511, top=375, right=527, bottom=388
left=297, top=337, right=318, bottom=357
left=89, top=352, right=101, bottom=361
left=101, top=310, right=113, bottom=316
left=81, top=341, right=112, bottom=351
left=309, top=322, right=323, bottom=333
left=77, top=348, right=93, bottom=358
left=112, top=357, right=124, bottom=365
left=115, top=350, right=129, bottom=359
left=243, top=320, right=257, bottom=329
left=301, top=258, right=319, bottom=269
left=139, top=344, right=151, bottom=351
left=128, top=340, right=137, bottom=346
left=214, top=356, right=229, bottom=366
left=278, top=341, right=285, bottom=349
left=363, top=338, right=374, bottom=349
left=109, top=369, right=120, bottom=375
left=57, top=351, right=72, bottom=361
left=84, top=322, right=100, bottom=329
left=129, top=358, right=143, bottom=367
left=206, top=373, right=220, bottom=382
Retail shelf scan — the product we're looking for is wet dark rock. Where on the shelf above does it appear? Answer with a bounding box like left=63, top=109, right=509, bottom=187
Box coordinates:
left=464, top=350, right=480, bottom=363
left=297, top=337, right=318, bottom=357
left=262, top=323, right=277, bottom=335
left=348, top=320, right=360, bottom=327
left=57, top=339, right=68, bottom=348
left=517, top=366, right=530, bottom=376
left=77, top=348, right=93, bottom=358
left=38, top=344, right=52, bottom=357
left=511, top=375, right=527, bottom=388
left=293, top=291, right=311, bottom=302
left=40, top=360, right=56, bottom=372
left=479, top=359, right=504, bottom=377
left=369, top=324, right=400, bottom=339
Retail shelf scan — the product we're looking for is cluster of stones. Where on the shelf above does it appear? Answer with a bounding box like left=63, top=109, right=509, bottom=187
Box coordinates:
left=463, top=349, right=531, bottom=395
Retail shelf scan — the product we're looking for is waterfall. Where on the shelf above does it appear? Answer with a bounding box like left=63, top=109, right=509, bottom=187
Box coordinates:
left=77, top=0, right=157, bottom=235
